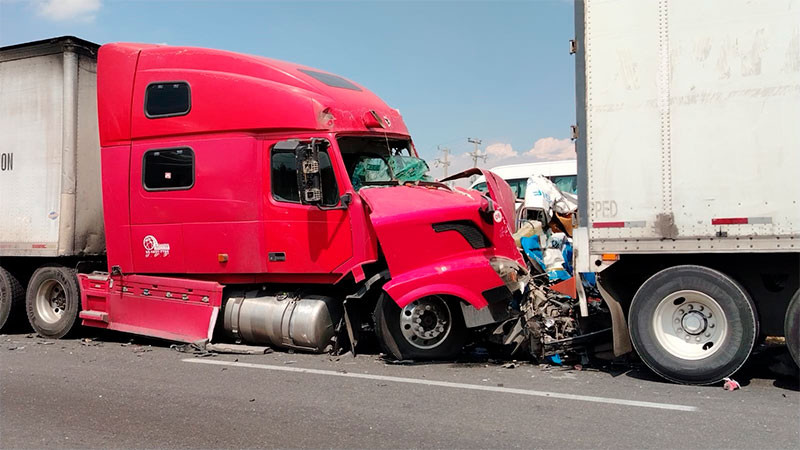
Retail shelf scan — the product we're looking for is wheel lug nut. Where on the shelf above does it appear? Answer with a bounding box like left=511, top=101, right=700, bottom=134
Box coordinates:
left=675, top=319, right=680, bottom=323
left=707, top=312, right=712, bottom=318
left=685, top=336, right=690, bottom=341
left=695, top=337, right=701, bottom=342
left=709, top=323, right=715, bottom=328
left=705, top=333, right=711, bottom=337
left=678, top=309, right=685, bottom=315
left=688, top=305, right=693, bottom=310
left=425, top=305, right=431, bottom=311
left=699, top=305, right=704, bottom=311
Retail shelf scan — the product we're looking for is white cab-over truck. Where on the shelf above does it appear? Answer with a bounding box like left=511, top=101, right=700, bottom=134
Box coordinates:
left=572, top=0, right=800, bottom=383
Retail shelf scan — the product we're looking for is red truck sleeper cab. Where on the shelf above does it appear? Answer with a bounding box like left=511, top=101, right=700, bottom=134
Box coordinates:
left=83, top=42, right=525, bottom=359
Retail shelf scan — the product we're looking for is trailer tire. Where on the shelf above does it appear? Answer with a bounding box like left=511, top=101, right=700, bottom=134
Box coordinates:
left=785, top=290, right=800, bottom=368
left=0, top=267, right=25, bottom=330
left=26, top=266, right=81, bottom=339
left=629, top=265, right=757, bottom=385
left=374, top=293, right=466, bottom=361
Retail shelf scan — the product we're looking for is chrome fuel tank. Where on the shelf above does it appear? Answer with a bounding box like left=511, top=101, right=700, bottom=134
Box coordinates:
left=223, top=293, right=341, bottom=353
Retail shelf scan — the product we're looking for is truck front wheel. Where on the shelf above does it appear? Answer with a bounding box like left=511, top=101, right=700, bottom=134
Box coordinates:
left=0, top=267, right=25, bottom=330
left=374, top=293, right=466, bottom=360
left=26, top=266, right=81, bottom=339
left=629, top=265, right=757, bottom=385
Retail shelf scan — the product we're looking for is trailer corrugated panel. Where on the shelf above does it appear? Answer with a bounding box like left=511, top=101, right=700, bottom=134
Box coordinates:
left=579, top=0, right=800, bottom=254
left=0, top=37, right=103, bottom=257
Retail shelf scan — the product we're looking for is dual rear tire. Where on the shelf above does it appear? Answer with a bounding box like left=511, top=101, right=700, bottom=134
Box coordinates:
left=0, top=267, right=25, bottom=330
left=785, top=290, right=800, bottom=368
left=25, top=266, right=81, bottom=339
left=629, top=265, right=758, bottom=385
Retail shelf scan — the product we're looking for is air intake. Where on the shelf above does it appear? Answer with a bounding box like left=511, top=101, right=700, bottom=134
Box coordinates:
left=432, top=221, right=491, bottom=249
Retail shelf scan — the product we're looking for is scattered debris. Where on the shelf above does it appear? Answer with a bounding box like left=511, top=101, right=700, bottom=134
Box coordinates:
left=81, top=338, right=101, bottom=347
left=206, top=343, right=272, bottom=355
left=723, top=377, right=741, bottom=391
left=171, top=340, right=272, bottom=356
left=502, top=362, right=518, bottom=369
left=170, top=340, right=209, bottom=354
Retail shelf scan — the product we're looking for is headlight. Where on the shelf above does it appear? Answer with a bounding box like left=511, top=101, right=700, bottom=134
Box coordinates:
left=489, top=256, right=529, bottom=293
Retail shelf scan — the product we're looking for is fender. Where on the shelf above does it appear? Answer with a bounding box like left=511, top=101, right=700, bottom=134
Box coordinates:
left=382, top=255, right=505, bottom=309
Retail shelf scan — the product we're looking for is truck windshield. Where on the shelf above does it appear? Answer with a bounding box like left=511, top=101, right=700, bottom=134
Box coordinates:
left=338, top=136, right=432, bottom=190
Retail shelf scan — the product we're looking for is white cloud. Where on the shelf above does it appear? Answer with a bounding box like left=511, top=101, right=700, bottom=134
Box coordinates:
left=525, top=137, right=576, bottom=161
left=484, top=143, right=518, bottom=160
left=37, top=0, right=102, bottom=22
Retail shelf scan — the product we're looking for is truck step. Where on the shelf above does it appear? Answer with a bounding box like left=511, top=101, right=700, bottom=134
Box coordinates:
left=79, top=310, right=109, bottom=323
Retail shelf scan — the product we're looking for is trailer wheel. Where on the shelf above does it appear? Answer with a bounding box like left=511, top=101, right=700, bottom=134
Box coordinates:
left=785, top=290, right=800, bottom=368
left=26, top=266, right=81, bottom=339
left=374, top=293, right=466, bottom=360
left=629, top=265, right=757, bottom=385
left=0, top=267, right=25, bottom=330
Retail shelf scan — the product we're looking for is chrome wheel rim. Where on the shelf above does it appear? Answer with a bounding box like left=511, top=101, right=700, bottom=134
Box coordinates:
left=399, top=296, right=452, bottom=350
left=35, top=279, right=67, bottom=324
left=653, top=290, right=728, bottom=360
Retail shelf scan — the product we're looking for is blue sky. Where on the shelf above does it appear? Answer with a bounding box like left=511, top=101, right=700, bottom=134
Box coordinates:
left=0, top=0, right=577, bottom=178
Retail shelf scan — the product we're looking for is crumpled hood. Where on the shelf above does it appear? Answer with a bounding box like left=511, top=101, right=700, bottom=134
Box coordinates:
left=359, top=185, right=481, bottom=229
left=359, top=184, right=522, bottom=277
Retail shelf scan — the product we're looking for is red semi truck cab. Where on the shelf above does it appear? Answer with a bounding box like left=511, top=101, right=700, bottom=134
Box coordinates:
left=2, top=38, right=525, bottom=360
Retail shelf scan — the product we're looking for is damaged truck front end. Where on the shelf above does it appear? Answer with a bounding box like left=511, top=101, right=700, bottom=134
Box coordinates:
left=357, top=166, right=528, bottom=360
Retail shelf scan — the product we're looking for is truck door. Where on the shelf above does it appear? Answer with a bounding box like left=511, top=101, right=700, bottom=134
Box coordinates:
left=264, top=139, right=353, bottom=275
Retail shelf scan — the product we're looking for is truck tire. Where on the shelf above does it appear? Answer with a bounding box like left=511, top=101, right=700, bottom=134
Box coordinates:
left=629, top=265, right=757, bottom=385
left=0, top=267, right=25, bottom=330
left=26, top=266, right=81, bottom=339
left=785, top=290, right=800, bottom=368
left=374, top=293, right=466, bottom=361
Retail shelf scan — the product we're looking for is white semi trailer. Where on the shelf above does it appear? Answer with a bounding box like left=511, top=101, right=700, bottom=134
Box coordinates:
left=0, top=38, right=105, bottom=329
left=572, top=0, right=800, bottom=384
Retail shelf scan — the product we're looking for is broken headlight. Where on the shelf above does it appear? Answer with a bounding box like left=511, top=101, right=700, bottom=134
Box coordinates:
left=489, top=256, right=529, bottom=293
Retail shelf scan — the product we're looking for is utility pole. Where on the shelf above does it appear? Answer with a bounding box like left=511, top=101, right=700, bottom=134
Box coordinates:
left=433, top=145, right=452, bottom=180
left=466, top=138, right=487, bottom=168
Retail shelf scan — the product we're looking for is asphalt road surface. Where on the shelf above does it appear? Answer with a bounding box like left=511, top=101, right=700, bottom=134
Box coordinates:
left=1, top=327, right=798, bottom=449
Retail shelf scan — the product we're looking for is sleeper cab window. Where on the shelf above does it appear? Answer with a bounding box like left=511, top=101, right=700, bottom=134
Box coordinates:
left=143, top=148, right=195, bottom=191
left=145, top=81, right=191, bottom=118
left=271, top=144, right=340, bottom=206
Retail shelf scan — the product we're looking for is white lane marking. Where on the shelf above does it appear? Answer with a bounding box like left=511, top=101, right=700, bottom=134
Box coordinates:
left=183, top=358, right=697, bottom=412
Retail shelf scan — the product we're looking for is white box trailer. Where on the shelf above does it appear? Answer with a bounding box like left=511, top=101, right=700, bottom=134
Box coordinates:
left=0, top=37, right=104, bottom=329
left=0, top=37, right=104, bottom=257
left=573, top=0, right=800, bottom=383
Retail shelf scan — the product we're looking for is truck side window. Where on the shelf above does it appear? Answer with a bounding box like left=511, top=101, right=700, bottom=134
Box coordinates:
left=271, top=145, right=339, bottom=206
left=143, top=148, right=194, bottom=191
left=145, top=82, right=191, bottom=118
